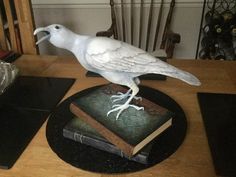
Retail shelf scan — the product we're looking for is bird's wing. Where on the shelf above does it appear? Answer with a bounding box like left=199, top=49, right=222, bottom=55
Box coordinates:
left=85, top=37, right=159, bottom=73
left=85, top=37, right=201, bottom=86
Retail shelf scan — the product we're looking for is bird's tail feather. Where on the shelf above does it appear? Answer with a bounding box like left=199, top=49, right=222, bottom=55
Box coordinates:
left=150, top=63, right=201, bottom=86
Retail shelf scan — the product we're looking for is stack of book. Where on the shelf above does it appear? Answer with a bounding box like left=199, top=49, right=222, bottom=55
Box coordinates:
left=63, top=84, right=173, bottom=164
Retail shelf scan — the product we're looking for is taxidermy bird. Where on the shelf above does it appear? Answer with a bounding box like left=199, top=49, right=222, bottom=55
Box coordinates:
left=34, top=24, right=201, bottom=119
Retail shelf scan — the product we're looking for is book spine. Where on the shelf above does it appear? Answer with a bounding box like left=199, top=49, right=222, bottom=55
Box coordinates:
left=63, top=128, right=148, bottom=164
left=70, top=103, right=134, bottom=156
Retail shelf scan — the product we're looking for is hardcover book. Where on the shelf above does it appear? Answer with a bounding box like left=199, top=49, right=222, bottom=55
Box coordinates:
left=63, top=117, right=152, bottom=164
left=70, top=84, right=173, bottom=157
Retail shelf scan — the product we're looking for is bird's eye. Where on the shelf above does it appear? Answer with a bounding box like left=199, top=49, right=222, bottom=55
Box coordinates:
left=55, top=25, right=60, bottom=29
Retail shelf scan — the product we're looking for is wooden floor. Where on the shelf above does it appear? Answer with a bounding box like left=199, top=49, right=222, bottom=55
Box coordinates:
left=0, top=55, right=235, bottom=177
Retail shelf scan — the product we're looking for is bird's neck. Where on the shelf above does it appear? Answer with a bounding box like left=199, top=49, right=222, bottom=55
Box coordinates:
left=68, top=35, right=89, bottom=59
left=60, top=32, right=78, bottom=51
left=70, top=35, right=89, bottom=53
left=68, top=34, right=92, bottom=70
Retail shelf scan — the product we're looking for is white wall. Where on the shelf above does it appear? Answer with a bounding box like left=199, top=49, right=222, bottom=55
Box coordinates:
left=32, top=0, right=204, bottom=59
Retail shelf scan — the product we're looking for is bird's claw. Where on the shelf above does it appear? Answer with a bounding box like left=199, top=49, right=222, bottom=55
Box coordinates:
left=110, top=92, right=128, bottom=103
left=110, top=92, right=123, bottom=98
left=112, top=104, right=121, bottom=108
left=110, top=92, right=142, bottom=103
left=107, top=104, right=144, bottom=120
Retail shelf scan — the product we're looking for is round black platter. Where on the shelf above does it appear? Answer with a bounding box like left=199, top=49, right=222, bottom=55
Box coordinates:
left=46, top=85, right=187, bottom=173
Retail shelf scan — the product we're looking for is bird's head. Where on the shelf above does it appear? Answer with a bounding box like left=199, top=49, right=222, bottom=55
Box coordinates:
left=34, top=24, right=75, bottom=49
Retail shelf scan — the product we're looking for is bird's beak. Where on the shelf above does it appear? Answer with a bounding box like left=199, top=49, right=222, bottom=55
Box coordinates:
left=34, top=27, right=51, bottom=45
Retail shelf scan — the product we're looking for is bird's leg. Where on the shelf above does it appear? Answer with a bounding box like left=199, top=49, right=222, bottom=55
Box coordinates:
left=107, top=84, right=144, bottom=119
left=110, top=89, right=142, bottom=103
left=111, top=77, right=142, bottom=103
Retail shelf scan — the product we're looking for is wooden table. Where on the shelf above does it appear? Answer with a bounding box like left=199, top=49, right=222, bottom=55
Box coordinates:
left=1, top=55, right=236, bottom=177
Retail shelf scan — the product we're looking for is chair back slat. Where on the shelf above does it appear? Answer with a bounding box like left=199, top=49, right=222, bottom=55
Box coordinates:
left=14, top=0, right=38, bottom=54
left=110, top=0, right=118, bottom=39
left=130, top=0, right=134, bottom=45
left=120, top=0, right=126, bottom=42
left=98, top=0, right=180, bottom=58
left=3, top=0, right=19, bottom=53
left=146, top=0, right=154, bottom=51
left=0, top=0, right=38, bottom=54
left=160, top=0, right=175, bottom=49
left=107, top=0, right=178, bottom=55
left=153, top=0, right=164, bottom=51
left=0, top=10, right=7, bottom=50
left=138, top=0, right=144, bottom=48
left=114, top=0, right=163, bottom=52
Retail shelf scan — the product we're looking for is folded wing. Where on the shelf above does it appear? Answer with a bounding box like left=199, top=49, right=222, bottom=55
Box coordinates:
left=85, top=37, right=201, bottom=86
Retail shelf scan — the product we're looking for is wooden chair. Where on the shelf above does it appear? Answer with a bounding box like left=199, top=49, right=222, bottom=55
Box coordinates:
left=0, top=0, right=38, bottom=54
left=97, top=0, right=180, bottom=58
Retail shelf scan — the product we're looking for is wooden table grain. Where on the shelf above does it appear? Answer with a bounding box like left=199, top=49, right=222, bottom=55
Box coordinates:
left=1, top=55, right=235, bottom=177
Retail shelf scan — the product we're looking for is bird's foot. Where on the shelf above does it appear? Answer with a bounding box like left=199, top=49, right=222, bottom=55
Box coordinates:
left=107, top=103, right=144, bottom=120
left=110, top=92, right=142, bottom=103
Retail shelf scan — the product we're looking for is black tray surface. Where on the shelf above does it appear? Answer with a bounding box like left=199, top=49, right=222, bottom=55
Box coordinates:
left=197, top=92, right=236, bottom=177
left=46, top=84, right=187, bottom=174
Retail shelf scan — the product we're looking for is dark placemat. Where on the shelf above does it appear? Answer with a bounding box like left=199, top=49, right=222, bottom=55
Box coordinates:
left=197, top=92, right=236, bottom=177
left=46, top=84, right=187, bottom=173
left=0, top=76, right=75, bottom=169
left=0, top=76, right=75, bottom=110
left=0, top=106, right=49, bottom=169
